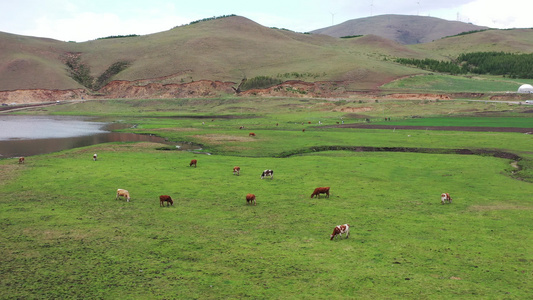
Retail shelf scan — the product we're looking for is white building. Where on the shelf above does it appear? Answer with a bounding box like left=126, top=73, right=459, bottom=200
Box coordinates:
left=517, top=84, right=533, bottom=93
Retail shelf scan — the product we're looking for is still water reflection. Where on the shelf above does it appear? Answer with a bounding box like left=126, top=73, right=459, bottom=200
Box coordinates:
left=0, top=115, right=197, bottom=158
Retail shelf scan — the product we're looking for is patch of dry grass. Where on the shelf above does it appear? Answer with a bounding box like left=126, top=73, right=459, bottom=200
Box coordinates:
left=158, top=127, right=200, bottom=132
left=193, top=134, right=256, bottom=144
left=0, top=164, right=22, bottom=185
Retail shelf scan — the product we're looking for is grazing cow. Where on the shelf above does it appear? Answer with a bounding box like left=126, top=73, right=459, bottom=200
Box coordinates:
left=249, top=132, right=256, bottom=137
left=441, top=193, right=452, bottom=204
left=330, top=224, right=350, bottom=240
left=159, top=195, right=174, bottom=207
left=18, top=157, right=25, bottom=164
left=233, top=166, right=241, bottom=175
left=239, top=126, right=244, bottom=130
left=116, top=189, right=131, bottom=202
left=260, top=169, right=274, bottom=179
left=246, top=193, right=256, bottom=206
left=93, top=153, right=97, bottom=161
left=311, top=187, right=330, bottom=198
left=189, top=159, right=197, bottom=167
left=302, top=129, right=305, bottom=132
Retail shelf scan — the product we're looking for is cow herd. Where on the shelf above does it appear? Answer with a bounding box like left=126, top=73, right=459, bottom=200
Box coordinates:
left=16, top=152, right=454, bottom=241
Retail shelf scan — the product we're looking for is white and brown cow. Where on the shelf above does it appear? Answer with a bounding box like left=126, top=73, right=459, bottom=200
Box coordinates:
left=260, top=169, right=273, bottom=179
left=116, top=189, right=131, bottom=202
left=233, top=166, right=241, bottom=176
left=330, top=224, right=350, bottom=240
left=441, top=193, right=452, bottom=204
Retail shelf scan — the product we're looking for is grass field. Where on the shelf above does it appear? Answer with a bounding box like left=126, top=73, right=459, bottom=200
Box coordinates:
left=1, top=98, right=532, bottom=298
left=381, top=74, right=526, bottom=93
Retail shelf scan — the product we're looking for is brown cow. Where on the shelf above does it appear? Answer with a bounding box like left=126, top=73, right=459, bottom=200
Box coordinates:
left=160, top=195, right=174, bottom=207
left=330, top=224, right=350, bottom=240
left=246, top=193, right=256, bottom=206
left=18, top=157, right=25, bottom=164
left=311, top=187, right=330, bottom=198
left=189, top=159, right=197, bottom=167
left=233, top=166, right=241, bottom=175
left=249, top=132, right=256, bottom=137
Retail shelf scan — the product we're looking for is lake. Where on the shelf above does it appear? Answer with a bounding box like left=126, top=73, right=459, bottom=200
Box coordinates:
left=0, top=115, right=198, bottom=158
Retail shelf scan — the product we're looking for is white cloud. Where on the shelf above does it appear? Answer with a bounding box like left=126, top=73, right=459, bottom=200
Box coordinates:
left=21, top=10, right=190, bottom=42
left=2, top=0, right=532, bottom=41
left=459, top=0, right=533, bottom=28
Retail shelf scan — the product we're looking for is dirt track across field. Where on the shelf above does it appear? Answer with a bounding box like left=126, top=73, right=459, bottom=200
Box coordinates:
left=326, top=124, right=533, bottom=133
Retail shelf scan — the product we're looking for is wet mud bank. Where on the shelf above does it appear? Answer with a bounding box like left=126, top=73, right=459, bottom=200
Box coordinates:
left=277, top=145, right=522, bottom=160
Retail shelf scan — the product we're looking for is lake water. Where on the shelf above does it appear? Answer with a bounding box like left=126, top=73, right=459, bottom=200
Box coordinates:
left=0, top=115, right=197, bottom=158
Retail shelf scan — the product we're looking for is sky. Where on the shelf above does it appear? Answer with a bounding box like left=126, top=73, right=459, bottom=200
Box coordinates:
left=1, top=0, right=532, bottom=42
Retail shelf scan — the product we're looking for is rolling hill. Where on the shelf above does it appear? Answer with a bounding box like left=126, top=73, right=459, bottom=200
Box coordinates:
left=0, top=15, right=532, bottom=102
left=310, top=14, right=489, bottom=44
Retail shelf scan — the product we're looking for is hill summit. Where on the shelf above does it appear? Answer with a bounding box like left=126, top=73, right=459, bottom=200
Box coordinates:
left=311, top=14, right=488, bottom=44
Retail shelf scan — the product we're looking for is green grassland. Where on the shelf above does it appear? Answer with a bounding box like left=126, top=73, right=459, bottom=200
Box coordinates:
left=373, top=116, right=533, bottom=128
left=381, top=74, right=527, bottom=93
left=1, top=98, right=532, bottom=298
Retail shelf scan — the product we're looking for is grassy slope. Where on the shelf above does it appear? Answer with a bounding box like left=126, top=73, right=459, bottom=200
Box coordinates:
left=1, top=139, right=531, bottom=298
left=411, top=28, right=533, bottom=57
left=0, top=32, right=80, bottom=90
left=311, top=14, right=488, bottom=44
left=1, top=18, right=533, bottom=92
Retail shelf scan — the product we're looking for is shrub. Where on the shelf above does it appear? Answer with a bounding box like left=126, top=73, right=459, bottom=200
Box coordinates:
left=239, top=76, right=282, bottom=91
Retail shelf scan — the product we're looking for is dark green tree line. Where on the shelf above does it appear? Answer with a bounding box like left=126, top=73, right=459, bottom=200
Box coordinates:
left=396, top=52, right=533, bottom=79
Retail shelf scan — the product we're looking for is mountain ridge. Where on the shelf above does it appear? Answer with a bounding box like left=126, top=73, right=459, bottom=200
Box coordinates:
left=1, top=14, right=532, bottom=102
left=310, top=14, right=489, bottom=44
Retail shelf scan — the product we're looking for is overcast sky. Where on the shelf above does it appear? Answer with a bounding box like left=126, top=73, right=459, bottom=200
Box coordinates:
left=1, top=0, right=532, bottom=42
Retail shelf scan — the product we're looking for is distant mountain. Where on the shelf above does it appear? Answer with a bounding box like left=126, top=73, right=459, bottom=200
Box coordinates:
left=311, top=14, right=489, bottom=44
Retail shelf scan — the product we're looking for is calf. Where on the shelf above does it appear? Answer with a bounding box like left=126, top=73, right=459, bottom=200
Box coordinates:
left=116, top=189, right=131, bottom=202
left=311, top=187, right=330, bottom=198
left=249, top=132, right=256, bottom=137
left=330, top=224, right=350, bottom=240
left=441, top=193, right=452, bottom=204
left=246, top=193, right=256, bottom=206
left=233, top=166, right=241, bottom=175
left=93, top=153, right=97, bottom=161
left=18, top=157, right=25, bottom=164
left=189, top=159, right=197, bottom=167
left=260, top=169, right=274, bottom=179
left=160, top=195, right=174, bottom=207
